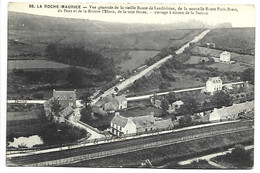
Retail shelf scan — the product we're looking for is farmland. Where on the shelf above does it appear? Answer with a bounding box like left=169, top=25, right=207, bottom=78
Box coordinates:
left=190, top=46, right=255, bottom=65
left=8, top=60, right=72, bottom=71
left=199, top=28, right=255, bottom=55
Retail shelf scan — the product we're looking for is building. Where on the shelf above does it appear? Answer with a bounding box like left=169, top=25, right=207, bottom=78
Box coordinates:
left=205, top=77, right=223, bottom=93
left=167, top=100, right=184, bottom=113
left=43, top=89, right=77, bottom=123
left=220, top=51, right=231, bottom=62
left=53, top=89, right=76, bottom=108
left=209, top=101, right=254, bottom=122
left=110, top=112, right=173, bottom=137
left=94, top=94, right=127, bottom=112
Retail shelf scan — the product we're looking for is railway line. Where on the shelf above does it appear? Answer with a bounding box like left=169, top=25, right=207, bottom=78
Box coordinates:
left=7, top=120, right=253, bottom=166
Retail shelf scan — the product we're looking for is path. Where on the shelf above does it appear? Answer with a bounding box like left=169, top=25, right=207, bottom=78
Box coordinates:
left=67, top=100, right=105, bottom=140
left=178, top=145, right=254, bottom=168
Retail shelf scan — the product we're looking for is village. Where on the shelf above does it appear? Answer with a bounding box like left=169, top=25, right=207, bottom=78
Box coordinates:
left=42, top=48, right=254, bottom=139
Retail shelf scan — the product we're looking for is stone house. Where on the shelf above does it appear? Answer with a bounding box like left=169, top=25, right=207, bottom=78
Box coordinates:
left=53, top=89, right=76, bottom=108
left=94, top=94, right=127, bottom=112
left=205, top=77, right=223, bottom=93
left=209, top=100, right=254, bottom=122
left=110, top=112, right=173, bottom=137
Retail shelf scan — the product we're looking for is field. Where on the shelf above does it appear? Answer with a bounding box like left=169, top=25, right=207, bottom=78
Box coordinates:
left=199, top=28, right=255, bottom=55
left=121, top=106, right=164, bottom=118
left=190, top=46, right=255, bottom=65
left=8, top=60, right=72, bottom=71
left=184, top=56, right=209, bottom=64
left=205, top=62, right=248, bottom=72
left=7, top=105, right=44, bottom=137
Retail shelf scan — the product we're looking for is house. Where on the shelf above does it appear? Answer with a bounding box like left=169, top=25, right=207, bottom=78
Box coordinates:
left=205, top=77, right=223, bottom=93
left=53, top=89, right=76, bottom=108
left=220, top=51, right=231, bottom=63
left=206, top=43, right=216, bottom=48
left=110, top=112, right=173, bottom=137
left=43, top=89, right=77, bottom=123
left=94, top=94, right=127, bottom=112
left=209, top=100, right=254, bottom=122
left=167, top=100, right=184, bottom=113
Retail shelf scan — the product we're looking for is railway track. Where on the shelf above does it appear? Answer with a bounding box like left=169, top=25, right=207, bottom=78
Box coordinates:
left=7, top=120, right=253, bottom=166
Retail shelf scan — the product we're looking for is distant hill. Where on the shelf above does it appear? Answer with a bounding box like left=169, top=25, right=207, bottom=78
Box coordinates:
left=8, top=11, right=228, bottom=33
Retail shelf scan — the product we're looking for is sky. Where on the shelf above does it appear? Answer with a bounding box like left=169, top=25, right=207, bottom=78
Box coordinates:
left=8, top=2, right=255, bottom=27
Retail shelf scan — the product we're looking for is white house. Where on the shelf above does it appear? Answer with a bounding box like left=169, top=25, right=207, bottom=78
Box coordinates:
left=220, top=51, right=231, bottom=63
left=110, top=112, right=173, bottom=137
left=209, top=101, right=254, bottom=122
left=205, top=77, right=223, bottom=93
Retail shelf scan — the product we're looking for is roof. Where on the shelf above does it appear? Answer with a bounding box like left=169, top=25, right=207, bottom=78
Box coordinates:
left=115, top=95, right=127, bottom=102
left=207, top=77, right=222, bottom=83
left=131, top=115, right=155, bottom=128
left=53, top=89, right=76, bottom=100
left=111, top=114, right=128, bottom=127
left=220, top=51, right=230, bottom=55
left=172, top=100, right=184, bottom=106
left=155, top=119, right=173, bottom=129
left=111, top=114, right=155, bottom=128
left=59, top=106, right=74, bottom=118
left=95, top=94, right=127, bottom=108
left=211, top=101, right=254, bottom=117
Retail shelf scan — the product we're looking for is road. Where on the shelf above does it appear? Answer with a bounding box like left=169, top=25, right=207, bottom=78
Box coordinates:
left=177, top=145, right=254, bottom=168
left=126, top=81, right=245, bottom=101
left=7, top=30, right=211, bottom=106
left=6, top=120, right=253, bottom=166
left=90, top=30, right=211, bottom=105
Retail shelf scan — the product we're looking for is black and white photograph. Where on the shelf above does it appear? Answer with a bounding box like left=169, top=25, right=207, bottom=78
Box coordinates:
left=1, top=0, right=257, bottom=170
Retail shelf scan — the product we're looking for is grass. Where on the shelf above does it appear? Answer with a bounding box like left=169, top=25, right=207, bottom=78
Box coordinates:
left=7, top=111, right=38, bottom=121
left=205, top=62, right=248, bottom=72
left=210, top=148, right=254, bottom=169
left=184, top=56, right=209, bottom=64
left=8, top=60, right=72, bottom=70
left=121, top=106, right=164, bottom=117
left=191, top=46, right=254, bottom=65
left=199, top=28, right=255, bottom=54
left=65, top=130, right=253, bottom=168
left=117, top=50, right=159, bottom=72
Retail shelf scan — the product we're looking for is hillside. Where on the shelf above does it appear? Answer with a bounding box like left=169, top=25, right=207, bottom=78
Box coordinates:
left=199, top=28, right=255, bottom=55
left=8, top=11, right=212, bottom=33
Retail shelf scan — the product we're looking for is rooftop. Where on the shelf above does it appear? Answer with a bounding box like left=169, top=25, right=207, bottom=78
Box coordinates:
left=53, top=89, right=76, bottom=100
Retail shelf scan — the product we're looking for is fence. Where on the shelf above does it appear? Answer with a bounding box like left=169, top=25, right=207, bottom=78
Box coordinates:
left=25, top=126, right=252, bottom=167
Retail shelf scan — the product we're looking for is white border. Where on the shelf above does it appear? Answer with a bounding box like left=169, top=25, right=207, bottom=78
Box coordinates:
left=0, top=0, right=259, bottom=173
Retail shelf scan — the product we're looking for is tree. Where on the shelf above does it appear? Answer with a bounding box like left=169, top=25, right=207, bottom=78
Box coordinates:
left=50, top=99, right=62, bottom=116
left=179, top=115, right=193, bottom=127
left=241, top=68, right=254, bottom=84
left=66, top=67, right=84, bottom=87
left=166, top=92, right=176, bottom=104
left=159, top=81, right=171, bottom=90
left=178, top=95, right=198, bottom=115
left=80, top=91, right=92, bottom=109
left=161, top=99, right=169, bottom=113
left=210, top=91, right=233, bottom=108
left=229, top=144, right=252, bottom=167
